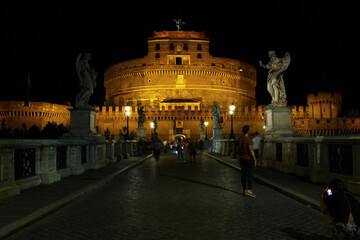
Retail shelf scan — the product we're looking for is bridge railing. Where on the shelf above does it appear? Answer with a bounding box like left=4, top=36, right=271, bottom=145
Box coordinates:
left=0, top=139, right=143, bottom=199
left=210, top=136, right=360, bottom=194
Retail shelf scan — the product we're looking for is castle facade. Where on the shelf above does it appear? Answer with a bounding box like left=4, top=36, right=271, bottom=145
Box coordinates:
left=1, top=31, right=359, bottom=141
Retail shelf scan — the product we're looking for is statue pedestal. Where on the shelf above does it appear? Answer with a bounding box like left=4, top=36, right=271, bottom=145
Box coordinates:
left=136, top=127, right=147, bottom=141
left=200, top=132, right=206, bottom=141
left=63, top=107, right=107, bottom=171
left=68, top=108, right=97, bottom=136
left=264, top=105, right=301, bottom=137
left=211, top=127, right=223, bottom=140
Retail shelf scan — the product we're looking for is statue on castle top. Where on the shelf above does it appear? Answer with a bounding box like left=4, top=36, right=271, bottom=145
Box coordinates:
left=173, top=18, right=185, bottom=31
left=75, top=53, right=98, bottom=108
left=211, top=102, right=221, bottom=128
left=259, top=51, right=291, bottom=107
left=137, top=106, right=145, bottom=128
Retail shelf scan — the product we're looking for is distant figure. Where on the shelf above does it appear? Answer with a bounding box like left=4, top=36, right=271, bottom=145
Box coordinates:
left=152, top=138, right=162, bottom=165
left=320, top=179, right=360, bottom=239
left=237, top=125, right=257, bottom=197
left=173, top=18, right=186, bottom=31
left=75, top=53, right=98, bottom=108
left=211, top=102, right=221, bottom=128
left=259, top=51, right=290, bottom=106
left=252, top=132, right=262, bottom=166
left=176, top=137, right=185, bottom=163
left=188, top=140, right=197, bottom=164
left=163, top=140, right=168, bottom=153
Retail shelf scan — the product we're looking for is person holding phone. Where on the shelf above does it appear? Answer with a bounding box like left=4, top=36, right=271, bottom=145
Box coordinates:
left=320, top=179, right=360, bottom=239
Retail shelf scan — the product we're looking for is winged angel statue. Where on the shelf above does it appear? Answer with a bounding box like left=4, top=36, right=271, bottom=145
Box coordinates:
left=173, top=18, right=185, bottom=31
left=259, top=51, right=291, bottom=106
left=75, top=53, right=98, bottom=108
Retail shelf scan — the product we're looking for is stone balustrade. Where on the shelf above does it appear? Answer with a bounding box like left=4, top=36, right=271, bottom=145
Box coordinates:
left=210, top=136, right=360, bottom=194
left=0, top=139, right=143, bottom=199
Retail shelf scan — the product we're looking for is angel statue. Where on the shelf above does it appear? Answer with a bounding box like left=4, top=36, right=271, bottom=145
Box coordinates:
left=259, top=51, right=291, bottom=106
left=211, top=102, right=221, bottom=128
left=173, top=18, right=185, bottom=31
left=199, top=119, right=205, bottom=133
left=75, top=53, right=98, bottom=108
left=137, top=106, right=146, bottom=128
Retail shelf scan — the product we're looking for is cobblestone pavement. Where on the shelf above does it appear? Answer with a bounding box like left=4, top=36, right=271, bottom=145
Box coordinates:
left=5, top=153, right=331, bottom=240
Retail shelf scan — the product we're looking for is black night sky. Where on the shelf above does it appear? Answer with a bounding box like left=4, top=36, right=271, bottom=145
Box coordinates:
left=1, top=0, right=359, bottom=115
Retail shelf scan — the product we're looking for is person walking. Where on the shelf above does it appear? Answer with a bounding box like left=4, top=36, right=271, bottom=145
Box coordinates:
left=188, top=139, right=197, bottom=164
left=252, top=131, right=262, bottom=167
left=237, top=125, right=257, bottom=197
left=176, top=137, right=185, bottom=163
left=152, top=138, right=162, bottom=165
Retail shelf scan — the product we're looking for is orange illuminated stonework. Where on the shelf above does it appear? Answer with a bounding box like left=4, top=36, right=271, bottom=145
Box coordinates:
left=104, top=30, right=257, bottom=109
left=102, top=30, right=261, bottom=141
left=1, top=33, right=359, bottom=141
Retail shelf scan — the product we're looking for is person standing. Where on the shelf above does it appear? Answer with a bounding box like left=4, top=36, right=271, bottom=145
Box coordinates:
left=152, top=138, right=162, bottom=165
left=237, top=125, right=257, bottom=197
left=177, top=137, right=185, bottom=163
left=163, top=140, right=168, bottom=153
left=188, top=139, right=197, bottom=164
left=252, top=131, right=262, bottom=167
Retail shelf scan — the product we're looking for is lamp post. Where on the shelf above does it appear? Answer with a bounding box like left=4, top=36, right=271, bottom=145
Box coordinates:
left=229, top=103, right=235, bottom=139
left=204, top=121, right=208, bottom=140
left=150, top=121, right=154, bottom=136
left=125, top=106, right=131, bottom=139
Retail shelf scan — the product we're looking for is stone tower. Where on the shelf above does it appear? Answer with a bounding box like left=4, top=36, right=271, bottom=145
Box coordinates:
left=307, top=92, right=342, bottom=119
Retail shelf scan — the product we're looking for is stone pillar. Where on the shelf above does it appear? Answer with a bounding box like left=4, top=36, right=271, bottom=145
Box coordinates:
left=68, top=145, right=84, bottom=175
left=0, top=149, right=20, bottom=199
left=63, top=107, right=107, bottom=171
left=39, top=146, right=61, bottom=184
left=348, top=143, right=360, bottom=194
left=264, top=105, right=301, bottom=137
left=106, top=140, right=116, bottom=163
left=136, top=127, right=147, bottom=141
left=200, top=132, right=206, bottom=141
left=211, top=127, right=223, bottom=140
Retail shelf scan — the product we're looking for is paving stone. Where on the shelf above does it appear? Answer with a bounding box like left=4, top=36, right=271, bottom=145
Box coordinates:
left=4, top=153, right=331, bottom=240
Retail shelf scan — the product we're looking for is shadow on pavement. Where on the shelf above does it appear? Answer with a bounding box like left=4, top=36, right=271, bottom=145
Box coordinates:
left=281, top=227, right=331, bottom=240
left=158, top=173, right=243, bottom=195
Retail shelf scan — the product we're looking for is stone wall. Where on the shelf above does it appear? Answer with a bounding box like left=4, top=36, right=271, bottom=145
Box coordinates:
left=0, top=139, right=141, bottom=199
left=95, top=105, right=266, bottom=142
left=0, top=101, right=70, bottom=129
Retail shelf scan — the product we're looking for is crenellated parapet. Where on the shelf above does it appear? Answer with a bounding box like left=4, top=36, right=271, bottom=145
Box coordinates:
left=0, top=101, right=71, bottom=129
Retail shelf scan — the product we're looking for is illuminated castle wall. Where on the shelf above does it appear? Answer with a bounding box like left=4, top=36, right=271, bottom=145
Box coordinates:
left=1, top=32, right=359, bottom=140
left=104, top=31, right=257, bottom=109
left=0, top=101, right=70, bottom=130
left=102, top=30, right=259, bottom=141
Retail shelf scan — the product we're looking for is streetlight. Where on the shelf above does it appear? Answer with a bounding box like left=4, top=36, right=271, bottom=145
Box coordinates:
left=229, top=103, right=235, bottom=139
left=204, top=121, right=208, bottom=140
left=125, top=105, right=131, bottom=139
left=150, top=121, right=154, bottom=133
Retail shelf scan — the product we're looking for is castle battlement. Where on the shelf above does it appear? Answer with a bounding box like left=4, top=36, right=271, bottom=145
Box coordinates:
left=0, top=101, right=71, bottom=129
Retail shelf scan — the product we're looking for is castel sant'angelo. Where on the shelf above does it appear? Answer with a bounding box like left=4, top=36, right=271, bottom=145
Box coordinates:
left=1, top=29, right=359, bottom=140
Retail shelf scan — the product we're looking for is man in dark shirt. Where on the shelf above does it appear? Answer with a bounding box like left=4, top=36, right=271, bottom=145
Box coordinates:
left=320, top=179, right=360, bottom=238
left=237, top=125, right=257, bottom=197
